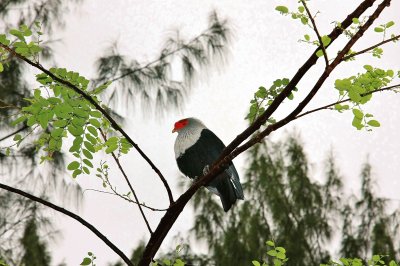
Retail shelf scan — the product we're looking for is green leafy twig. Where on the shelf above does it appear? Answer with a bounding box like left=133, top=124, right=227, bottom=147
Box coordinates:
left=294, top=83, right=400, bottom=121
left=342, top=34, right=400, bottom=61
left=0, top=42, right=174, bottom=205
left=300, top=0, right=329, bottom=66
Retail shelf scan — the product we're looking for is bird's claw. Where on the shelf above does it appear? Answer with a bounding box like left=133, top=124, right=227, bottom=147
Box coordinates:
left=203, top=165, right=210, bottom=175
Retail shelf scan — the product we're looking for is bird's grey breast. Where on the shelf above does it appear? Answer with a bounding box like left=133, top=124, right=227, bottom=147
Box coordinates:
left=174, top=128, right=203, bottom=159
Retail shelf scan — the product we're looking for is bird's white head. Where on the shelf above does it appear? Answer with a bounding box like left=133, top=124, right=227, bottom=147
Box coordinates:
left=172, top=117, right=206, bottom=134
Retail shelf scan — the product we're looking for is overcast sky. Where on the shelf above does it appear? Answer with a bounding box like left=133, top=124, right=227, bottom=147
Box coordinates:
left=20, top=0, right=400, bottom=265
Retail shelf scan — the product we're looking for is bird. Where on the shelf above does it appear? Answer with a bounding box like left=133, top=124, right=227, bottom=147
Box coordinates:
left=172, top=117, right=244, bottom=212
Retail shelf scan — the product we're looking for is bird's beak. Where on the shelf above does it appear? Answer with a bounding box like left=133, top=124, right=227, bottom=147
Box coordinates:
left=172, top=128, right=177, bottom=133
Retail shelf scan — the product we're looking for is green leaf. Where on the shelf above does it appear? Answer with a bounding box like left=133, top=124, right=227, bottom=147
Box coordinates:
left=80, top=257, right=91, bottom=265
left=352, top=117, right=363, bottom=130
left=316, top=49, right=324, bottom=57
left=387, top=69, right=394, bottom=77
left=82, top=149, right=93, bottom=159
left=275, top=6, right=289, bottom=14
left=13, top=134, right=22, bottom=141
left=266, top=240, right=275, bottom=246
left=363, top=65, right=373, bottom=71
left=367, top=120, right=380, bottom=127
left=9, top=29, right=25, bottom=41
left=89, top=118, right=101, bottom=128
left=273, top=259, right=282, bottom=266
left=84, top=141, right=95, bottom=153
left=90, top=110, right=102, bottom=118
left=374, top=27, right=384, bottom=32
left=301, top=17, right=308, bottom=25
left=321, top=35, right=331, bottom=47
left=275, top=247, right=285, bottom=253
left=83, top=159, right=93, bottom=168
left=72, top=169, right=82, bottom=178
left=298, top=6, right=305, bottom=13
left=304, top=34, right=310, bottom=41
left=11, top=116, right=27, bottom=126
left=87, top=126, right=98, bottom=137
left=163, top=259, right=171, bottom=266
left=105, top=145, right=118, bottom=154
left=267, top=250, right=277, bottom=257
left=386, top=21, right=395, bottom=28
left=82, top=166, right=90, bottom=174
left=252, top=261, right=261, bottom=266
left=0, top=34, right=10, bottom=45
left=352, top=109, right=363, bottom=119
left=0, top=62, right=3, bottom=72
left=352, top=18, right=360, bottom=24
left=67, top=161, right=80, bottom=170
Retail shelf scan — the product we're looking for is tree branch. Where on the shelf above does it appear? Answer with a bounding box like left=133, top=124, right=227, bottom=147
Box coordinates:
left=233, top=0, right=392, bottom=161
left=138, top=1, right=389, bottom=264
left=342, top=34, right=400, bottom=61
left=0, top=43, right=175, bottom=205
left=99, top=129, right=153, bottom=234
left=217, top=0, right=380, bottom=163
left=0, top=182, right=133, bottom=266
left=301, top=0, right=329, bottom=66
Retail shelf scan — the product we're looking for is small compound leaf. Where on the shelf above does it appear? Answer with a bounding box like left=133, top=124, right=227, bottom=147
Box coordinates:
left=67, top=161, right=80, bottom=170
left=80, top=257, right=91, bottom=265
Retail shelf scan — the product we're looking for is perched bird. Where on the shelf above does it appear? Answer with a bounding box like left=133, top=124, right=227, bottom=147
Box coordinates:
left=172, top=117, right=244, bottom=212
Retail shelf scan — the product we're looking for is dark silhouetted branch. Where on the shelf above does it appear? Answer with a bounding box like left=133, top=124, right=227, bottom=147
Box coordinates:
left=0, top=182, right=133, bottom=266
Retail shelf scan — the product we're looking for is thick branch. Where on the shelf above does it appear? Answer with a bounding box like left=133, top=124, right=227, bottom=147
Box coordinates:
left=342, top=34, right=400, bottom=61
left=0, top=43, right=174, bottom=205
left=218, top=0, right=379, bottom=162
left=0, top=182, right=133, bottom=266
left=234, top=0, right=392, bottom=160
left=138, top=1, right=387, bottom=264
left=100, top=129, right=153, bottom=234
left=301, top=0, right=329, bottom=66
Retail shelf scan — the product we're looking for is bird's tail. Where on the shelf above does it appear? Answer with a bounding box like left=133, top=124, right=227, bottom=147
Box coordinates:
left=209, top=173, right=242, bottom=212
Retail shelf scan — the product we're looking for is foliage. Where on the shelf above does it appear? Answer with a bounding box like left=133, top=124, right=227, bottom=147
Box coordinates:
left=246, top=78, right=297, bottom=124
left=80, top=252, right=96, bottom=266
left=94, top=11, right=231, bottom=116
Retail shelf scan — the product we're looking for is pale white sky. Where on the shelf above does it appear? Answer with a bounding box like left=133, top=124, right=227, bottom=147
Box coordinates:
left=14, top=0, right=400, bottom=265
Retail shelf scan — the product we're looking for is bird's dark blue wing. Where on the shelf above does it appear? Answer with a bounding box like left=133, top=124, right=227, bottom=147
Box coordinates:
left=176, top=129, right=244, bottom=211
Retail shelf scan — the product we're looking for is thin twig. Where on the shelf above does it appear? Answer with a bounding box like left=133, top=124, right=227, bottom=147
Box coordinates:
left=99, top=129, right=153, bottom=234
left=0, top=182, right=133, bottom=266
left=0, top=125, right=28, bottom=142
left=295, top=83, right=400, bottom=120
left=301, top=0, right=329, bottom=66
left=83, top=188, right=167, bottom=212
left=0, top=43, right=174, bottom=205
left=342, top=34, right=400, bottom=61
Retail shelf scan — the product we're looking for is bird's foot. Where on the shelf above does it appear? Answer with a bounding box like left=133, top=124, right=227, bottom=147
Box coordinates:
left=203, top=165, right=210, bottom=175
